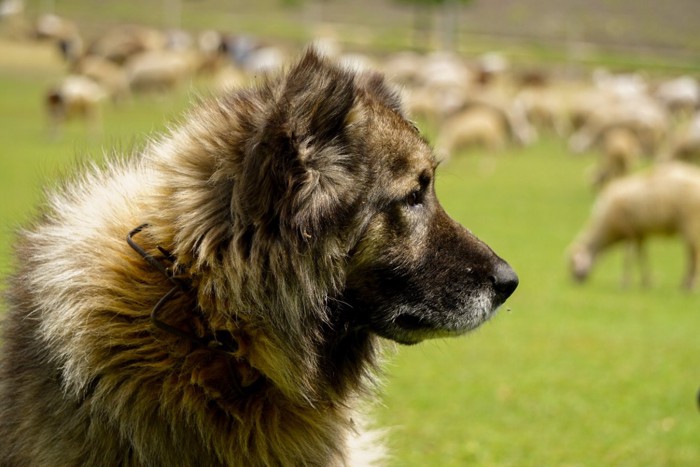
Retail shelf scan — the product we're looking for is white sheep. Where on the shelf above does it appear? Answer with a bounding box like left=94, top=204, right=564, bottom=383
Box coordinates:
left=663, top=113, right=700, bottom=164
left=87, top=24, right=167, bottom=64
left=72, top=55, right=130, bottom=102
left=654, top=76, right=700, bottom=115
left=435, top=105, right=508, bottom=159
left=45, top=75, right=107, bottom=138
left=590, top=127, right=642, bottom=189
left=569, top=162, right=700, bottom=289
left=125, top=50, right=201, bottom=93
left=33, top=13, right=83, bottom=61
left=569, top=94, right=668, bottom=157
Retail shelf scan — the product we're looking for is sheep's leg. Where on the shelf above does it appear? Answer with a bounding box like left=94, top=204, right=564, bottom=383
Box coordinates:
left=683, top=241, right=698, bottom=290
left=622, top=239, right=649, bottom=288
left=636, top=239, right=651, bottom=288
left=621, top=241, right=633, bottom=288
left=46, top=106, right=66, bottom=141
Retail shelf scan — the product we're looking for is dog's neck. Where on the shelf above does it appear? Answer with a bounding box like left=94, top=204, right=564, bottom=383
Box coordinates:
left=126, top=223, right=264, bottom=393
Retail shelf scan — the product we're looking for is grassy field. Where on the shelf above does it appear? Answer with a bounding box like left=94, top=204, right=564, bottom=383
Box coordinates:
left=0, top=40, right=698, bottom=466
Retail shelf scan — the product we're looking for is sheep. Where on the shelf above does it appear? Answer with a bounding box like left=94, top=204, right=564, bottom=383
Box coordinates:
left=124, top=50, right=201, bottom=94
left=403, top=84, right=466, bottom=123
left=515, top=80, right=584, bottom=137
left=515, top=85, right=566, bottom=136
left=240, top=46, right=286, bottom=74
left=71, top=55, right=130, bottom=102
left=45, top=75, right=107, bottom=138
left=569, top=162, right=700, bottom=289
left=654, top=76, right=700, bottom=115
left=663, top=113, right=700, bottom=164
left=87, top=24, right=167, bottom=65
left=382, top=51, right=425, bottom=88
left=569, top=94, right=668, bottom=157
left=420, top=51, right=472, bottom=91
left=435, top=105, right=508, bottom=159
left=0, top=0, right=27, bottom=38
left=33, top=13, right=83, bottom=61
left=434, top=92, right=540, bottom=161
left=590, top=127, right=642, bottom=189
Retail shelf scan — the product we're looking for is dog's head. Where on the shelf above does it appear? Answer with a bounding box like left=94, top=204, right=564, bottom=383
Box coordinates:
left=338, top=90, right=519, bottom=344
left=230, top=49, right=518, bottom=345
left=147, top=48, right=519, bottom=399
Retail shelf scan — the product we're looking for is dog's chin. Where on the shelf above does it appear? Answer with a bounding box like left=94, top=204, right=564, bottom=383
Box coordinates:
left=374, top=325, right=462, bottom=346
left=370, top=305, right=500, bottom=345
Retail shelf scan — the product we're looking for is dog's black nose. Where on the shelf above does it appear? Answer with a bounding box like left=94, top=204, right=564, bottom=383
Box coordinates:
left=491, top=261, right=519, bottom=301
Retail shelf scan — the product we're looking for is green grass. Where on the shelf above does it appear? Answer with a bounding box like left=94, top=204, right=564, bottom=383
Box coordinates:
left=1, top=42, right=698, bottom=467
left=376, top=143, right=699, bottom=466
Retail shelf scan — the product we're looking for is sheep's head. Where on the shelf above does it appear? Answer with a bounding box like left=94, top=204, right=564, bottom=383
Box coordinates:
left=569, top=244, right=594, bottom=282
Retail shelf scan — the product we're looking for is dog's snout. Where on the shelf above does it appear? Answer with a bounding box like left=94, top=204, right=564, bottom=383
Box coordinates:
left=490, top=261, right=519, bottom=301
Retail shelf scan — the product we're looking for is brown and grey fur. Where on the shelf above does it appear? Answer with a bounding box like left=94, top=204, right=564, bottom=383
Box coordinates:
left=0, top=49, right=518, bottom=466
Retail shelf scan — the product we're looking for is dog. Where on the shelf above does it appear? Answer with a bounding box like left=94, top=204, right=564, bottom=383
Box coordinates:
left=0, top=48, right=518, bottom=466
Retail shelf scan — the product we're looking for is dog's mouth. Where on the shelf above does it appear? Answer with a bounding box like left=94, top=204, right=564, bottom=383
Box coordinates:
left=342, top=252, right=518, bottom=345
left=388, top=313, right=454, bottom=345
left=341, top=280, right=517, bottom=345
left=394, top=313, right=431, bottom=331
left=372, top=301, right=499, bottom=345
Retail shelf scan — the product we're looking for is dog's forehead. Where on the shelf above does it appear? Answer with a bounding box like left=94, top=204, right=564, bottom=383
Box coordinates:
left=353, top=85, right=436, bottom=192
left=373, top=115, right=435, bottom=188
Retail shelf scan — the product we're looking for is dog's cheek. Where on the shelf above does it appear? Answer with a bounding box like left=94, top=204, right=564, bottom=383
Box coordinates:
left=348, top=209, right=412, bottom=271
left=343, top=210, right=429, bottom=310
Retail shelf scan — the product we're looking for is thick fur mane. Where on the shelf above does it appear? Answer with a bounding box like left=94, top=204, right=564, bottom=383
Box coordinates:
left=1, top=47, right=520, bottom=466
left=143, top=51, right=392, bottom=400
left=1, top=50, right=393, bottom=466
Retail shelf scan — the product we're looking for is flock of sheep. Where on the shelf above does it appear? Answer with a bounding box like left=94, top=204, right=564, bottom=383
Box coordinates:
left=16, top=13, right=700, bottom=290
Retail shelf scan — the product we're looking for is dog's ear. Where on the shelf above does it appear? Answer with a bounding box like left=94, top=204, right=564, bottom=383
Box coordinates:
left=355, top=70, right=405, bottom=117
left=281, top=48, right=356, bottom=144
left=240, top=49, right=361, bottom=245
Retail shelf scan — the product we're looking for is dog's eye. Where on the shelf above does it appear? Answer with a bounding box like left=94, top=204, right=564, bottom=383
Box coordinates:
left=405, top=189, right=423, bottom=207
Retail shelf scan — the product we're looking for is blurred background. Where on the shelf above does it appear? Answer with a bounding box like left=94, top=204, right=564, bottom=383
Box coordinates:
left=1, top=1, right=699, bottom=465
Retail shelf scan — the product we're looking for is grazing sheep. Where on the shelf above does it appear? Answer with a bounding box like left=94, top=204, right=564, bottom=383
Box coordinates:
left=382, top=51, right=424, bottom=87
left=569, top=94, right=668, bottom=157
left=664, top=113, right=700, bottom=164
left=87, top=24, right=167, bottom=65
left=72, top=55, right=130, bottom=102
left=403, top=84, right=466, bottom=123
left=590, top=127, right=642, bottom=189
left=654, top=76, right=700, bottom=115
left=515, top=85, right=565, bottom=135
left=125, top=50, right=200, bottom=93
left=569, top=162, right=700, bottom=289
left=241, top=46, right=286, bottom=74
left=45, top=75, right=107, bottom=137
left=435, top=94, right=537, bottom=160
left=0, top=0, right=28, bottom=38
left=33, top=13, right=83, bottom=61
left=435, top=105, right=508, bottom=159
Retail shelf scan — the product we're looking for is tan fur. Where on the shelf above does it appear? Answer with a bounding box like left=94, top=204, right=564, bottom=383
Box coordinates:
left=1, top=49, right=517, bottom=466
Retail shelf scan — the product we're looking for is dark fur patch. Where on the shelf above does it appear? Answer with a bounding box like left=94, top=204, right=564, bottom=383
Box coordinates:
left=0, top=48, right=517, bottom=465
